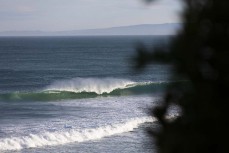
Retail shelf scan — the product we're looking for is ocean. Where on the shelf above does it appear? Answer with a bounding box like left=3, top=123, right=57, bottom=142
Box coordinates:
left=0, top=36, right=176, bottom=153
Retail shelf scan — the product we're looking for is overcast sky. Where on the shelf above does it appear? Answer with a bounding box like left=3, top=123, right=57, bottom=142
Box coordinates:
left=0, top=0, right=182, bottom=32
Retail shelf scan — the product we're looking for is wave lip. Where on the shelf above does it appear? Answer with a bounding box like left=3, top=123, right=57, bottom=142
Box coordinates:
left=44, top=77, right=135, bottom=94
left=0, top=117, right=155, bottom=151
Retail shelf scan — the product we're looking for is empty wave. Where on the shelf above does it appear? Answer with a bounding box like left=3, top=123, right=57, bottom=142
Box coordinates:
left=0, top=78, right=171, bottom=101
left=0, top=117, right=155, bottom=151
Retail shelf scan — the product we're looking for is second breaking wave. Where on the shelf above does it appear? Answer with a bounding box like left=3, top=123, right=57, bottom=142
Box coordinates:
left=0, top=117, right=155, bottom=151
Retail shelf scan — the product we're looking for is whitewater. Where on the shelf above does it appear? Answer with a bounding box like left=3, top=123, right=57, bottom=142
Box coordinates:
left=0, top=117, right=155, bottom=151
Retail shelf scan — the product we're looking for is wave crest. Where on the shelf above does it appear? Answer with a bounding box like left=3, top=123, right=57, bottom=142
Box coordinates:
left=0, top=78, right=173, bottom=101
left=44, top=78, right=135, bottom=94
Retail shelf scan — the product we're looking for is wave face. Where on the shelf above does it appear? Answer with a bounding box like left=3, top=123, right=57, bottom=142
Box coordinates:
left=0, top=78, right=171, bottom=102
left=0, top=117, right=155, bottom=151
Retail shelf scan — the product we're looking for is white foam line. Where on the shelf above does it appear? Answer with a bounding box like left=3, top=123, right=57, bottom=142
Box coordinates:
left=0, top=117, right=155, bottom=151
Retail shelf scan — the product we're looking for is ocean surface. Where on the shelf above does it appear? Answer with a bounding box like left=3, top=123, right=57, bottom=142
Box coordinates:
left=0, top=36, right=177, bottom=153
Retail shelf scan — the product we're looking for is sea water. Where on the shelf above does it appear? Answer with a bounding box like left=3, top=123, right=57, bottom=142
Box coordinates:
left=0, top=36, right=175, bottom=153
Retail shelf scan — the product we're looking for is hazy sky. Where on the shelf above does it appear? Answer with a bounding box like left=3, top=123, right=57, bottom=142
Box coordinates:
left=0, top=0, right=182, bottom=32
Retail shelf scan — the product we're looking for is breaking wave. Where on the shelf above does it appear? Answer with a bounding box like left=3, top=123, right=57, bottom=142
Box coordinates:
left=45, top=78, right=135, bottom=94
left=0, top=78, right=173, bottom=101
left=0, top=117, right=155, bottom=151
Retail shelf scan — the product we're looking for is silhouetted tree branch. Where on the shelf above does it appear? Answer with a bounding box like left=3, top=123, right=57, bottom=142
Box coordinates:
left=137, top=0, right=229, bottom=152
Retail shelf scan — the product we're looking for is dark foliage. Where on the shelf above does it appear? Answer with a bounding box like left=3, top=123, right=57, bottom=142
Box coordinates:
left=136, top=0, right=229, bottom=153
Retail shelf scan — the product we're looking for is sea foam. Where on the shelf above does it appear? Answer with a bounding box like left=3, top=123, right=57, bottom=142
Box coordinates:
left=0, top=117, right=155, bottom=151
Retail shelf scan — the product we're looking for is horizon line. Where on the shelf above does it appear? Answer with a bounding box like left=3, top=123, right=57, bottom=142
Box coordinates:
left=0, top=23, right=182, bottom=33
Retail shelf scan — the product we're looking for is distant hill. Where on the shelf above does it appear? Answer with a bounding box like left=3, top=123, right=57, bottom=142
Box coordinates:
left=0, top=23, right=181, bottom=36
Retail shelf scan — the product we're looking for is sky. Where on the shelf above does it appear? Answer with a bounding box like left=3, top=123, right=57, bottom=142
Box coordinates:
left=0, top=0, right=182, bottom=32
